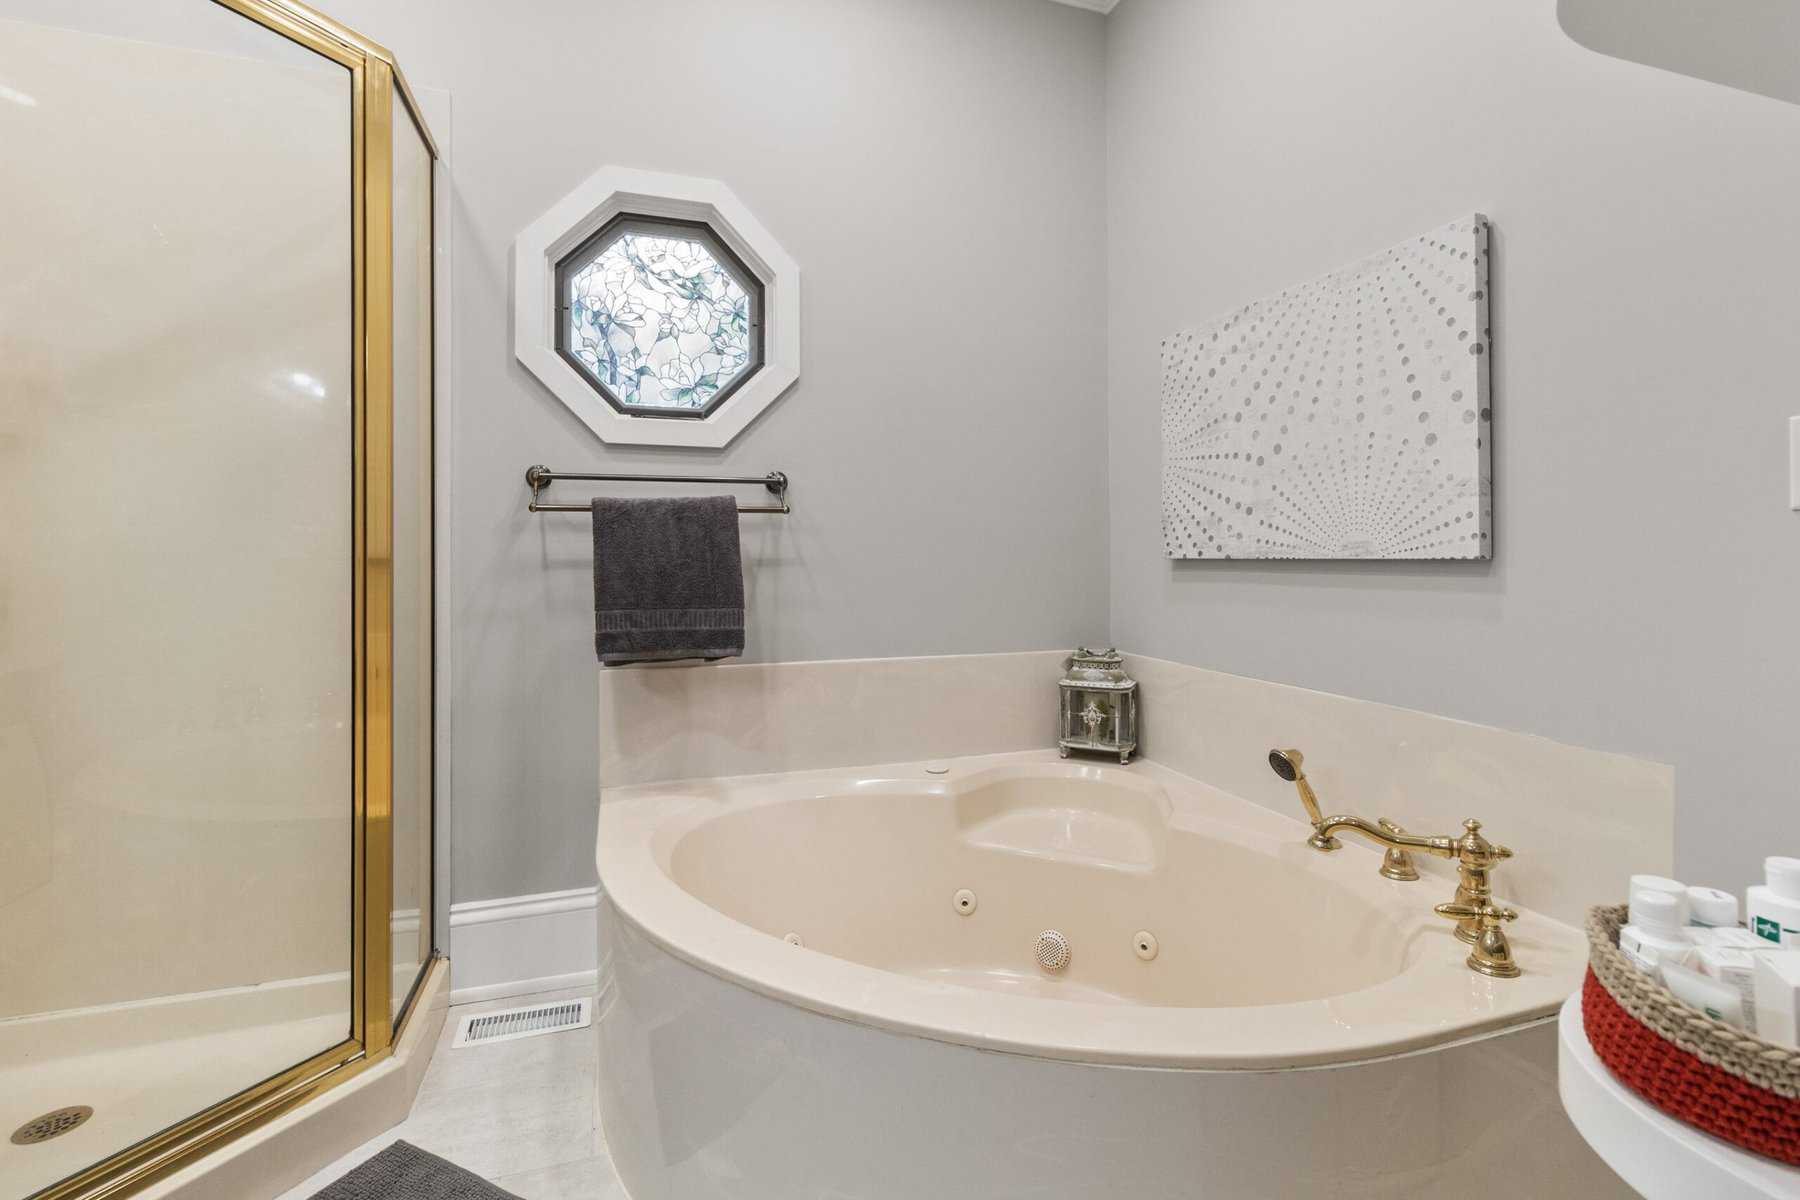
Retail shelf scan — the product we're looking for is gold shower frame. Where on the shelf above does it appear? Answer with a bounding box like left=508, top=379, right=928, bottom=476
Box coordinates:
left=33, top=2, right=440, bottom=1197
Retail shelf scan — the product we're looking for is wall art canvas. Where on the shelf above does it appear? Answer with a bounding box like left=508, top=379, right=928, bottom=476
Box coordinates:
left=1161, top=215, right=1491, bottom=560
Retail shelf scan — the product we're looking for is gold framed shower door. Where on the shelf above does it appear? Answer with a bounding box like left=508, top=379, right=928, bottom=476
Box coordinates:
left=31, top=2, right=440, bottom=1197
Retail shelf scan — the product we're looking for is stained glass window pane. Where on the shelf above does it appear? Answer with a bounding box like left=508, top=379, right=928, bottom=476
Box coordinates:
left=560, top=219, right=760, bottom=415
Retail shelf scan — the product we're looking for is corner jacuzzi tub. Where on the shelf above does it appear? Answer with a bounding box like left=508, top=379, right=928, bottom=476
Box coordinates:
left=595, top=752, right=1621, bottom=1200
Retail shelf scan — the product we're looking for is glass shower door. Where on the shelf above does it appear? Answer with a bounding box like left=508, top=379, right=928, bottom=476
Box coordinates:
left=0, top=2, right=435, bottom=1196
left=390, top=72, right=436, bottom=1026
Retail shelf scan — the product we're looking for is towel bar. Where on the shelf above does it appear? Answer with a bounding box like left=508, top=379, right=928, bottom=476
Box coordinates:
left=524, top=464, right=790, bottom=514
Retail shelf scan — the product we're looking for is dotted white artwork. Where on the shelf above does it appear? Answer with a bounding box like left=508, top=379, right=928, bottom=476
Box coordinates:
left=1161, top=216, right=1492, bottom=560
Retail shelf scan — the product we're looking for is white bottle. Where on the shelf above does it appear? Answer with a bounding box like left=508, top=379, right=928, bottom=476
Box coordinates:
left=1619, top=890, right=1694, bottom=976
left=1746, top=856, right=1800, bottom=948
left=1686, top=886, right=1739, bottom=928
left=1629, top=874, right=1688, bottom=926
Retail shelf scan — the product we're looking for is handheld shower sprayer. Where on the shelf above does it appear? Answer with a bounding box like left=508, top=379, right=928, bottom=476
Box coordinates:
left=1268, top=748, right=1341, bottom=850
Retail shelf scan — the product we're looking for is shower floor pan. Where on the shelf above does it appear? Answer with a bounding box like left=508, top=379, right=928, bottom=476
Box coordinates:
left=0, top=975, right=347, bottom=1199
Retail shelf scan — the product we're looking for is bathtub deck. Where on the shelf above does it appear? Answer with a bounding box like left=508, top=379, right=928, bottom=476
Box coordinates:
left=898, top=966, right=1131, bottom=1004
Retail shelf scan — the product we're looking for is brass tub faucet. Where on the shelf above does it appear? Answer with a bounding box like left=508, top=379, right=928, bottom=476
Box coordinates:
left=1268, top=748, right=1520, bottom=978
left=1373, top=819, right=1421, bottom=881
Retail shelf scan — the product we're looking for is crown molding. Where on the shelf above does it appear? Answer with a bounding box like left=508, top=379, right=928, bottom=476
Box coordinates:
left=1044, top=0, right=1120, bottom=12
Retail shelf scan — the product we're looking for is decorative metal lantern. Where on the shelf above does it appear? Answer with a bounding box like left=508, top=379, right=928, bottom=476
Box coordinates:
left=1058, top=647, right=1138, bottom=764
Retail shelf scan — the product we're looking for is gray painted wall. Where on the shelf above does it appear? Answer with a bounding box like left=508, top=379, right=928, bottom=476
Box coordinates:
left=1559, top=0, right=1800, bottom=107
left=323, top=0, right=1795, bottom=908
left=1105, top=0, right=1800, bottom=892
left=328, top=0, right=1110, bottom=903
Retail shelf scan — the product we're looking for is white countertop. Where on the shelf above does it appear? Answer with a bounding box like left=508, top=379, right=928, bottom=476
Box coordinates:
left=1558, top=991, right=1800, bottom=1199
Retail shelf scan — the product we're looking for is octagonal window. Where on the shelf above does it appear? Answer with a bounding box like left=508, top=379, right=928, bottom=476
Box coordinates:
left=555, top=214, right=764, bottom=419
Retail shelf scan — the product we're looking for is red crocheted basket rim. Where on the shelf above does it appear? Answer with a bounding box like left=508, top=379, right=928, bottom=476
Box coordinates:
left=1582, top=969, right=1800, bottom=1166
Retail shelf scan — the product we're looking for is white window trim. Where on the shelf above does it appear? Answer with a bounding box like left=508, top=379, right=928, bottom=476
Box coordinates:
left=513, top=166, right=800, bottom=448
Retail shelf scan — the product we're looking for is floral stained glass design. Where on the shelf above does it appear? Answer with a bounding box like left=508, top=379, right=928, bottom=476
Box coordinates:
left=562, top=223, right=758, bottom=414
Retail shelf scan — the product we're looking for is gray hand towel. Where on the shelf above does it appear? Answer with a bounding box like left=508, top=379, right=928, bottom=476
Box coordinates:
left=592, top=495, right=745, bottom=665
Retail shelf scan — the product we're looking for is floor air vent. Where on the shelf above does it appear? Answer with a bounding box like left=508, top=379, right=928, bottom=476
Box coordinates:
left=452, top=998, right=591, bottom=1048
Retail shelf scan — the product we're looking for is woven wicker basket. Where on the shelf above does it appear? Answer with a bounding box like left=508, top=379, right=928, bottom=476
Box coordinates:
left=1583, top=904, right=1800, bottom=1164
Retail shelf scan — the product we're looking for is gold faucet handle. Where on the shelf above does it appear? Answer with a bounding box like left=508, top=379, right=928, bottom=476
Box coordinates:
left=1454, top=818, right=1513, bottom=865
left=1434, top=900, right=1517, bottom=928
left=1434, top=900, right=1522, bottom=978
left=1375, top=819, right=1421, bottom=881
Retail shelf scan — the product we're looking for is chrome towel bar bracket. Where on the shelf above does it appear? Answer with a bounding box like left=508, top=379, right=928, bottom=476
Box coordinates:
left=523, top=464, right=790, bottom=514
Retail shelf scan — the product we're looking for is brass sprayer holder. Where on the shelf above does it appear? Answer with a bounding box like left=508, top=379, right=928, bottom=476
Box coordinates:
left=1268, top=749, right=1520, bottom=979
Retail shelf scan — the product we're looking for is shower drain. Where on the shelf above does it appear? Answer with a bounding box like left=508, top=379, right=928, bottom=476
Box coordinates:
left=11, top=1106, right=94, bottom=1145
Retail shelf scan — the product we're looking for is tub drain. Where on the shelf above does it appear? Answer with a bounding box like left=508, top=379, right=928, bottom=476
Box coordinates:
left=1035, top=929, right=1071, bottom=972
left=11, top=1106, right=93, bottom=1145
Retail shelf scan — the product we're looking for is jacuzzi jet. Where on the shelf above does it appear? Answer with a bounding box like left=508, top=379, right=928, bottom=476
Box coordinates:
left=1133, top=931, right=1159, bottom=961
left=783, top=932, right=804, bottom=947
left=1034, top=929, right=1071, bottom=972
left=953, top=889, right=978, bottom=915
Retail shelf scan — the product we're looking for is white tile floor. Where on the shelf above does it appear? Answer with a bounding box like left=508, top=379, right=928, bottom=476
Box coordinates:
left=276, top=987, right=625, bottom=1200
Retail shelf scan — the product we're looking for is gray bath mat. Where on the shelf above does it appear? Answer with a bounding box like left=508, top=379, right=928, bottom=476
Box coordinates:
left=312, top=1141, right=519, bottom=1199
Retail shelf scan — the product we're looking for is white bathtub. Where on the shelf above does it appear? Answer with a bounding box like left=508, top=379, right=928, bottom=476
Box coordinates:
left=595, top=751, right=1629, bottom=1198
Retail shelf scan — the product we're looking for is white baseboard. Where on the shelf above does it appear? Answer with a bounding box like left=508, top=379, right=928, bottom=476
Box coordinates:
left=448, top=886, right=599, bottom=1005
left=448, top=970, right=599, bottom=1007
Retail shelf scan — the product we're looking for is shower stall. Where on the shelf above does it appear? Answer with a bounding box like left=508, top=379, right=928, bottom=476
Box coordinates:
left=0, top=2, right=439, bottom=1197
